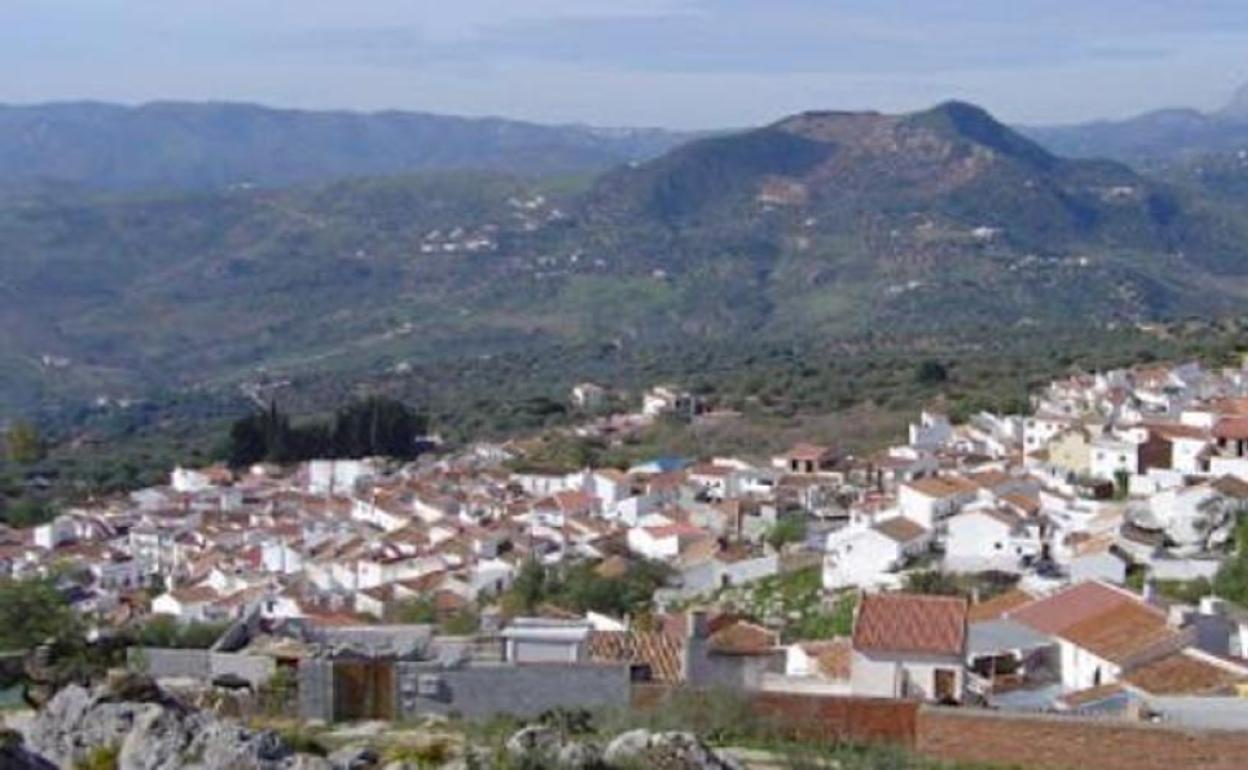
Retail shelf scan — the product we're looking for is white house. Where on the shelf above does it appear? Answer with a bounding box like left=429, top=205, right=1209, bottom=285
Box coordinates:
left=823, top=517, right=930, bottom=590
left=944, top=507, right=1039, bottom=574
left=151, top=584, right=221, bottom=624
left=850, top=593, right=968, bottom=702
left=627, top=522, right=710, bottom=561
left=1089, top=434, right=1140, bottom=482
left=307, top=459, right=377, bottom=496
left=909, top=411, right=954, bottom=450
left=898, top=476, right=977, bottom=530
left=1008, top=581, right=1188, bottom=692
left=571, top=382, right=607, bottom=411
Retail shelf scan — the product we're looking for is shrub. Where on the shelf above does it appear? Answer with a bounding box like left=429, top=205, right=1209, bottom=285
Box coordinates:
left=74, top=744, right=120, bottom=770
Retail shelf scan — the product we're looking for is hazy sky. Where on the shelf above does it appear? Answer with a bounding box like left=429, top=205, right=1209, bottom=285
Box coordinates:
left=4, top=0, right=1248, bottom=129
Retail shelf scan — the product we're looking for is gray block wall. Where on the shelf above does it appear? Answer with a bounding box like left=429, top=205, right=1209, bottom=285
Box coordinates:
left=131, top=648, right=210, bottom=679
left=128, top=648, right=275, bottom=687
left=395, top=662, right=631, bottom=720
left=298, top=658, right=334, bottom=722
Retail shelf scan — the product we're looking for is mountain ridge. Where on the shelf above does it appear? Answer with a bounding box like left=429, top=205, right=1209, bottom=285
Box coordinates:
left=1022, top=82, right=1248, bottom=164
left=0, top=100, right=692, bottom=192
left=5, top=100, right=1248, bottom=418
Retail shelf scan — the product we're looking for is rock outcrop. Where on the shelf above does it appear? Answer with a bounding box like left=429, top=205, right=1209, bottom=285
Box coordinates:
left=505, top=725, right=742, bottom=770
left=21, top=677, right=317, bottom=770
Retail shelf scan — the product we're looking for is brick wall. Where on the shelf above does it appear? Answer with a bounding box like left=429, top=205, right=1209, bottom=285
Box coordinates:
left=751, top=692, right=918, bottom=744
left=917, top=707, right=1248, bottom=770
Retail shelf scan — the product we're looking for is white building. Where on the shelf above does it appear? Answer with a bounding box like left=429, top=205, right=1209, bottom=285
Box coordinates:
left=823, top=517, right=930, bottom=590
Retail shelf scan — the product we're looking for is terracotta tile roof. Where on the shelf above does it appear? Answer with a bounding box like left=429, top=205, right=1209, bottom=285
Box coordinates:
left=1059, top=602, right=1178, bottom=665
left=706, top=620, right=779, bottom=656
left=1213, top=475, right=1248, bottom=499
left=168, top=585, right=220, bottom=604
left=853, top=593, right=968, bottom=656
left=1057, top=683, right=1126, bottom=709
left=1124, top=651, right=1248, bottom=696
left=967, top=589, right=1036, bottom=623
left=1146, top=423, right=1210, bottom=441
left=785, top=443, right=834, bottom=461
left=905, top=476, right=977, bottom=498
left=871, top=517, right=928, bottom=543
left=589, top=630, right=684, bottom=683
left=798, top=638, right=853, bottom=680
left=1213, top=417, right=1248, bottom=441
left=1008, top=581, right=1149, bottom=636
left=967, top=470, right=1012, bottom=489
left=1000, top=492, right=1040, bottom=516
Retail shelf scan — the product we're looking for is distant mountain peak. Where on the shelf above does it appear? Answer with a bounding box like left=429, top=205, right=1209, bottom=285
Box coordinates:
left=1219, top=81, right=1248, bottom=121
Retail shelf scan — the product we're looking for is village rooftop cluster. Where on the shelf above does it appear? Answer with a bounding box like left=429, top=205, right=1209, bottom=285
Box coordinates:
left=9, top=365, right=1248, bottom=726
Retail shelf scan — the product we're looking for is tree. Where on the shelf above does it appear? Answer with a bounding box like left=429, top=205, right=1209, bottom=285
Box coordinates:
left=766, top=514, right=808, bottom=551
left=902, top=570, right=963, bottom=596
left=0, top=498, right=56, bottom=529
left=393, top=597, right=437, bottom=624
left=4, top=421, right=44, bottom=465
left=915, top=360, right=949, bottom=387
left=0, top=579, right=81, bottom=651
left=508, top=557, right=549, bottom=614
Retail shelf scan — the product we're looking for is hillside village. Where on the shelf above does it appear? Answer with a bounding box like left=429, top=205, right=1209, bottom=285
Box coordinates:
left=11, top=361, right=1248, bottom=728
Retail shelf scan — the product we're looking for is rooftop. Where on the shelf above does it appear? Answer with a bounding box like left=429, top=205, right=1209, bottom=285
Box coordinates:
left=853, top=592, right=968, bottom=657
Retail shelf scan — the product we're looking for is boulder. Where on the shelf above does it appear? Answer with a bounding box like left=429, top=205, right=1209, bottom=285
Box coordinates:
left=0, top=745, right=58, bottom=770
left=0, top=729, right=57, bottom=770
left=24, top=682, right=299, bottom=770
left=602, top=729, right=651, bottom=766
left=603, top=729, right=741, bottom=770
left=329, top=744, right=381, bottom=770
left=557, top=740, right=603, bottom=769
left=505, top=724, right=561, bottom=762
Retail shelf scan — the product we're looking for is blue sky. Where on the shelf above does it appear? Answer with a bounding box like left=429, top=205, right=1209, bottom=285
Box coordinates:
left=3, top=0, right=1248, bottom=128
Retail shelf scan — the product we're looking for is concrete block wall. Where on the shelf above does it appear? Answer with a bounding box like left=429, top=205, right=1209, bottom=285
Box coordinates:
left=395, top=662, right=631, bottom=720
left=131, top=648, right=210, bottom=679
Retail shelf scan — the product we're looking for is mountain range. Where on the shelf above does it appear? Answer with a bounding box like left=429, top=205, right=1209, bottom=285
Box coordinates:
left=7, top=97, right=1248, bottom=421
left=0, top=101, right=690, bottom=191
left=1024, top=83, right=1248, bottom=165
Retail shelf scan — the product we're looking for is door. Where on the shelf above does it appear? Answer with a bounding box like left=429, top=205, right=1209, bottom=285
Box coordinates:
left=934, top=668, right=957, bottom=702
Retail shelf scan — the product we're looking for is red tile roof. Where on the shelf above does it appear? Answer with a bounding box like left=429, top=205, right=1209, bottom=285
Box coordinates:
left=707, top=620, right=779, bottom=656
left=853, top=593, right=968, bottom=656
left=966, top=589, right=1036, bottom=623
left=589, top=630, right=684, bottom=682
left=1213, top=417, right=1248, bottom=441
left=1124, top=650, right=1248, bottom=696
left=872, top=517, right=928, bottom=543
left=1007, top=581, right=1153, bottom=635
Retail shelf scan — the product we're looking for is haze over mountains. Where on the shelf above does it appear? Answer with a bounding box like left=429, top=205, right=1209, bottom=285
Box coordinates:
left=1024, top=82, right=1248, bottom=165
left=8, top=95, right=1248, bottom=419
left=0, top=101, right=690, bottom=191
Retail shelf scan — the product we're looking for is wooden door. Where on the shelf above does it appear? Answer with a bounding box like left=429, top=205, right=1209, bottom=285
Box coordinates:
left=934, top=668, right=957, bottom=702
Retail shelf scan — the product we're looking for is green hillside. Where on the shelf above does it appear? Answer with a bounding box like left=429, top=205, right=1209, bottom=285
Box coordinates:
left=6, top=101, right=1248, bottom=425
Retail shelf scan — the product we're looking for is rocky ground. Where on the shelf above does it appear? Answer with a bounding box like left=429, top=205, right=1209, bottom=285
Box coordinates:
left=0, top=673, right=745, bottom=770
